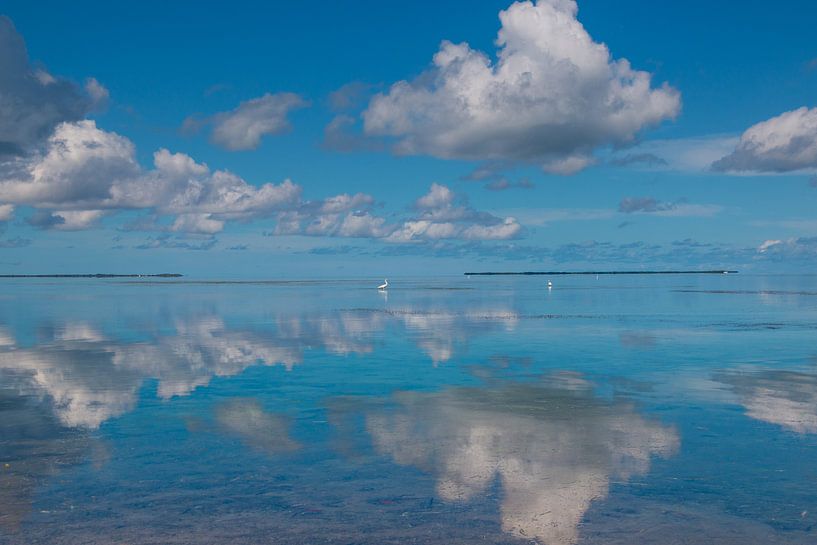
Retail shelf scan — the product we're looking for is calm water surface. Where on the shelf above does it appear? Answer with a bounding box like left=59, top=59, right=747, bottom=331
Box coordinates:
left=1, top=275, right=816, bottom=544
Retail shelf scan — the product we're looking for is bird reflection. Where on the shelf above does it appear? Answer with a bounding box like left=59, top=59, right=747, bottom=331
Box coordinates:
left=362, top=375, right=679, bottom=545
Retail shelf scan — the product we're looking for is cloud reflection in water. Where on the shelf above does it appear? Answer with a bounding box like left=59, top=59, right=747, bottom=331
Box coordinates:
left=717, top=367, right=817, bottom=434
left=363, top=375, right=679, bottom=545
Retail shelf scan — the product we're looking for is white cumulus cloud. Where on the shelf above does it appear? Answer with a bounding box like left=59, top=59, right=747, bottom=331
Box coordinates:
left=265, top=183, right=523, bottom=243
left=385, top=183, right=523, bottom=242
left=713, top=107, right=817, bottom=172
left=362, top=0, right=680, bottom=173
left=0, top=120, right=312, bottom=234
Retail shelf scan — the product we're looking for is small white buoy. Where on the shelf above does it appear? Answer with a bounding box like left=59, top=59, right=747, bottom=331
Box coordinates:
left=377, top=278, right=389, bottom=290
left=547, top=280, right=553, bottom=289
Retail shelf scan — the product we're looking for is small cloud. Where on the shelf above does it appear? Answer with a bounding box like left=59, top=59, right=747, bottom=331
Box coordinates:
left=179, top=114, right=207, bottom=136
left=503, top=208, right=614, bottom=226
left=84, top=77, right=110, bottom=110
left=181, top=92, right=309, bottom=151
left=604, top=135, right=739, bottom=173
left=619, top=197, right=670, bottom=214
left=460, top=217, right=523, bottom=240
left=328, top=81, right=376, bottom=112
left=713, top=107, right=817, bottom=173
left=461, top=161, right=512, bottom=182
left=307, top=245, right=364, bottom=256
left=322, top=114, right=383, bottom=152
left=672, top=238, right=712, bottom=248
left=415, top=183, right=455, bottom=210
left=203, top=83, right=231, bottom=97
left=609, top=152, right=668, bottom=167
left=618, top=197, right=720, bottom=217
left=135, top=234, right=217, bottom=251
left=755, top=237, right=817, bottom=261
left=758, top=239, right=783, bottom=253
left=485, top=178, right=534, bottom=191
left=464, top=161, right=536, bottom=191
left=33, top=68, right=56, bottom=85
left=486, top=179, right=512, bottom=191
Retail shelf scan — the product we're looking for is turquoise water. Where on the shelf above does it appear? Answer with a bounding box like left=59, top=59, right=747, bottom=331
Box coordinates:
left=1, top=275, right=816, bottom=544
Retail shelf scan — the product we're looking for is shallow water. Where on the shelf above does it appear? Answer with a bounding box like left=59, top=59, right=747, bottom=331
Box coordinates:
left=0, top=274, right=816, bottom=544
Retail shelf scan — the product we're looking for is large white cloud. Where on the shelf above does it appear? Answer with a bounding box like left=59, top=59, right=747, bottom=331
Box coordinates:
left=713, top=107, right=817, bottom=172
left=0, top=120, right=139, bottom=207
left=362, top=0, right=680, bottom=173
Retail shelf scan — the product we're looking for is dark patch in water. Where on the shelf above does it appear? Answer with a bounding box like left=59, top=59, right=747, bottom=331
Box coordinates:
left=675, top=289, right=817, bottom=296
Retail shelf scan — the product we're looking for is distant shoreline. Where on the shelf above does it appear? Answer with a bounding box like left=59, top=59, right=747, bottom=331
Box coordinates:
left=0, top=273, right=183, bottom=278
left=464, top=270, right=738, bottom=276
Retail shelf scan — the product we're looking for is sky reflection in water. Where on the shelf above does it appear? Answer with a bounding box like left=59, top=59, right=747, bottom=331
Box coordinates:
left=0, top=275, right=816, bottom=544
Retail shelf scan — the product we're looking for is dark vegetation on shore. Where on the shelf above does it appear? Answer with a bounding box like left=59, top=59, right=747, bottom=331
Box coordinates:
left=465, top=270, right=738, bottom=276
left=0, top=273, right=183, bottom=278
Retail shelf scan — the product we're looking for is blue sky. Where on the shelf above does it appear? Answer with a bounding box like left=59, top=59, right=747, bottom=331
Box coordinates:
left=1, top=0, right=816, bottom=276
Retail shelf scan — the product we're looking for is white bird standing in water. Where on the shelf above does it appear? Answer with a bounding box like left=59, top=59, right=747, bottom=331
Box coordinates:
left=377, top=279, right=389, bottom=290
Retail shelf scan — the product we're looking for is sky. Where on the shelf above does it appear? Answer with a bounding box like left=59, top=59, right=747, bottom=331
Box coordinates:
left=1, top=0, right=816, bottom=277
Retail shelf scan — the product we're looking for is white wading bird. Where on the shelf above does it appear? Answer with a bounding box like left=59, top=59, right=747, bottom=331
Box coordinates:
left=377, top=279, right=389, bottom=290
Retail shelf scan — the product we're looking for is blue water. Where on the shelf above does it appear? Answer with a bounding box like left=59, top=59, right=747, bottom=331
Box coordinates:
left=0, top=275, right=816, bottom=544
